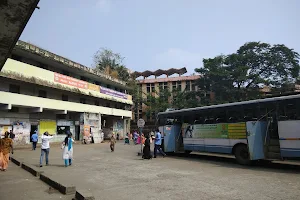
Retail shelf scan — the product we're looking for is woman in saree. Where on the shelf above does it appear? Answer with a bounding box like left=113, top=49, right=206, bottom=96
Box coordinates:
left=142, top=133, right=152, bottom=159
left=62, top=133, right=74, bottom=167
left=0, top=131, right=14, bottom=171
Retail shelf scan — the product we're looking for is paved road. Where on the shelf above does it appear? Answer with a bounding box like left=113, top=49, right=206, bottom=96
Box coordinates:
left=0, top=161, right=73, bottom=200
left=9, top=142, right=300, bottom=200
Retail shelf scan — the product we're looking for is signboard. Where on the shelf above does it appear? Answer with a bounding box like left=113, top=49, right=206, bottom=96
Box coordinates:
left=57, top=120, right=74, bottom=126
left=53, top=73, right=131, bottom=101
left=88, top=83, right=100, bottom=91
left=54, top=73, right=88, bottom=89
left=39, top=121, right=56, bottom=135
left=184, top=123, right=246, bottom=139
left=137, top=119, right=145, bottom=128
left=100, top=86, right=128, bottom=100
left=83, top=125, right=90, bottom=137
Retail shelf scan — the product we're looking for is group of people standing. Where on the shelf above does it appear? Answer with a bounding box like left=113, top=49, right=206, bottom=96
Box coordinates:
left=1, top=128, right=166, bottom=171
left=37, top=131, right=74, bottom=168
left=112, top=128, right=166, bottom=160
left=142, top=129, right=166, bottom=159
left=124, top=131, right=147, bottom=145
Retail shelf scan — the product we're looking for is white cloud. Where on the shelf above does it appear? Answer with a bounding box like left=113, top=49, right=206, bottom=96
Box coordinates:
left=96, top=0, right=111, bottom=13
left=154, top=48, right=203, bottom=74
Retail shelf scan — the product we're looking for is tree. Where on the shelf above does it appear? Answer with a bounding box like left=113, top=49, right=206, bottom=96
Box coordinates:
left=195, top=42, right=300, bottom=104
left=93, top=48, right=130, bottom=82
left=142, top=87, right=202, bottom=118
left=143, top=88, right=171, bottom=117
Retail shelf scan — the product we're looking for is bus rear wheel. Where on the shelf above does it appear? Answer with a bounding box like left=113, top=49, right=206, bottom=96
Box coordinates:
left=234, top=145, right=251, bottom=165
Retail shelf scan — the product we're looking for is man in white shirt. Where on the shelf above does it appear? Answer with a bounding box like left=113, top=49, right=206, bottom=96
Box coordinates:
left=40, top=131, right=53, bottom=167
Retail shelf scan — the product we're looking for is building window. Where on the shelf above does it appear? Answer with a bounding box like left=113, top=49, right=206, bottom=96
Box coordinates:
left=9, top=84, right=20, bottom=94
left=177, top=81, right=182, bottom=91
left=186, top=81, right=191, bottom=91
left=191, top=80, right=196, bottom=91
left=146, top=83, right=151, bottom=93
left=62, top=94, right=68, bottom=101
left=38, top=90, right=47, bottom=98
left=172, top=82, right=177, bottom=90
left=95, top=100, right=99, bottom=106
left=57, top=126, right=70, bottom=135
left=163, top=82, right=168, bottom=89
left=80, top=98, right=86, bottom=104
left=159, top=82, right=163, bottom=90
left=151, top=83, right=155, bottom=92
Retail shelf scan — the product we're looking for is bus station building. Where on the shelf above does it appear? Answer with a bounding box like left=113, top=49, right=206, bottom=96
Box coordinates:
left=0, top=40, right=132, bottom=145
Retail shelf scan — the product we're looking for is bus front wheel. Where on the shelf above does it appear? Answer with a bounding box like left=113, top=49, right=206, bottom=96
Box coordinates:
left=234, top=144, right=251, bottom=165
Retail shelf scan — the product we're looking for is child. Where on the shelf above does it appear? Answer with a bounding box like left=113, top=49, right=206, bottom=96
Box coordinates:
left=124, top=133, right=130, bottom=145
left=110, top=134, right=116, bottom=152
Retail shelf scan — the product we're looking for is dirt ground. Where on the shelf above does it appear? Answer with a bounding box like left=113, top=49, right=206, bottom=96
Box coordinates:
left=4, top=141, right=300, bottom=200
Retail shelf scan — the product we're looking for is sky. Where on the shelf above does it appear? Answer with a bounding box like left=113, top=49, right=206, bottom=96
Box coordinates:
left=20, top=0, right=300, bottom=75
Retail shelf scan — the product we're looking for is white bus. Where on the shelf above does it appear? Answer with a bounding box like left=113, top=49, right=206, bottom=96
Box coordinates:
left=157, top=94, right=300, bottom=165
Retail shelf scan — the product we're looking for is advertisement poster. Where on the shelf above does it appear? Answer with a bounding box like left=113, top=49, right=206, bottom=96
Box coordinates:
left=88, top=83, right=100, bottom=92
left=227, top=123, right=246, bottom=139
left=54, top=73, right=88, bottom=89
left=113, top=120, right=124, bottom=136
left=39, top=121, right=56, bottom=135
left=0, top=126, right=12, bottom=138
left=83, top=125, right=90, bottom=137
left=100, top=87, right=128, bottom=100
left=13, top=122, right=31, bottom=145
left=183, top=123, right=246, bottom=139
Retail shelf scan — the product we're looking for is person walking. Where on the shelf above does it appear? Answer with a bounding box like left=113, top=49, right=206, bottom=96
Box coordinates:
left=133, top=131, right=138, bottom=145
left=142, top=133, right=152, bottom=159
left=124, top=133, right=130, bottom=145
left=0, top=132, right=14, bottom=171
left=31, top=130, right=38, bottom=150
left=154, top=129, right=166, bottom=158
left=40, top=131, right=53, bottom=167
left=9, top=130, right=15, bottom=140
left=62, top=133, right=74, bottom=167
left=110, top=134, right=116, bottom=152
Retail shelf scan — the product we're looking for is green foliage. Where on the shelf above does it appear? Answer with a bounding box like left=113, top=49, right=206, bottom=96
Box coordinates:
left=195, top=42, right=300, bottom=103
left=93, top=48, right=130, bottom=82
left=142, top=87, right=201, bottom=117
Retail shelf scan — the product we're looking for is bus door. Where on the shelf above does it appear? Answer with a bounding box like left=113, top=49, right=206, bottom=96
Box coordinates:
left=246, top=121, right=268, bottom=160
left=163, top=124, right=181, bottom=152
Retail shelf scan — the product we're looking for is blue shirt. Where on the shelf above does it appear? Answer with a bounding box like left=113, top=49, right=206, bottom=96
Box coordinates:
left=31, top=133, right=38, bottom=142
left=155, top=132, right=162, bottom=145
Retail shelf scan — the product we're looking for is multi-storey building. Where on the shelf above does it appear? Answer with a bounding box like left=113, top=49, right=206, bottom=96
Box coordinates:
left=132, top=68, right=200, bottom=122
left=0, top=40, right=132, bottom=145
